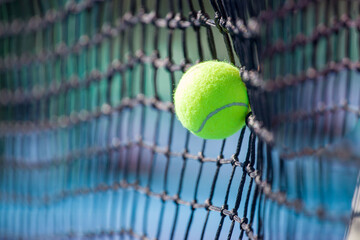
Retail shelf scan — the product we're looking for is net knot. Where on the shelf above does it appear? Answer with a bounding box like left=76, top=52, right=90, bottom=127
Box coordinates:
left=164, top=147, right=171, bottom=158
left=217, top=154, right=224, bottom=166
left=172, top=194, right=180, bottom=205
left=90, top=69, right=102, bottom=83
left=245, top=164, right=256, bottom=177
left=101, top=104, right=112, bottom=115
left=165, top=12, right=175, bottom=29
left=106, top=64, right=115, bottom=79
left=135, top=50, right=145, bottom=59
left=240, top=217, right=248, bottom=225
left=197, top=152, right=204, bottom=162
left=150, top=97, right=159, bottom=109
left=123, top=13, right=137, bottom=26
left=151, top=51, right=161, bottom=68
left=196, top=10, right=210, bottom=26
left=220, top=204, right=228, bottom=216
left=45, top=9, right=57, bottom=24
left=204, top=199, right=211, bottom=210
left=55, top=42, right=68, bottom=57
left=144, top=187, right=151, bottom=196
left=215, top=15, right=229, bottom=34
left=182, top=149, right=188, bottom=160
left=276, top=192, right=287, bottom=205
left=263, top=183, right=272, bottom=196
left=78, top=109, right=89, bottom=122
left=181, top=59, right=192, bottom=72
left=245, top=112, right=253, bottom=127
left=342, top=58, right=352, bottom=70
left=190, top=199, right=197, bottom=209
left=161, top=191, right=168, bottom=202
left=137, top=94, right=146, bottom=105
left=174, top=13, right=187, bottom=30
left=164, top=57, right=173, bottom=72
left=188, top=11, right=197, bottom=28
left=111, top=59, right=122, bottom=72
left=229, top=210, right=238, bottom=221
left=231, top=154, right=238, bottom=166
left=28, top=16, right=42, bottom=31
left=292, top=199, right=304, bottom=212
left=101, top=24, right=113, bottom=38
left=69, top=75, right=80, bottom=88
left=79, top=35, right=90, bottom=47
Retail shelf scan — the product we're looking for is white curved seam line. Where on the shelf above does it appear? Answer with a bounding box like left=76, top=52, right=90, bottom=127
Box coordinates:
left=194, top=102, right=248, bottom=133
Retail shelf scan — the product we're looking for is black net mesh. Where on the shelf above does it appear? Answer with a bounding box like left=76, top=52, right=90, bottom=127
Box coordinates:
left=0, top=0, right=359, bottom=239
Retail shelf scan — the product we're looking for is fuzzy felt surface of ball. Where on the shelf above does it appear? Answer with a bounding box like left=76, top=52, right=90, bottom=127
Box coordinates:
left=174, top=61, right=249, bottom=139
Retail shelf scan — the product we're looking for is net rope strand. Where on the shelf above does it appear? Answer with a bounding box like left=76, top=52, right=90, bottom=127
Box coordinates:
left=0, top=2, right=255, bottom=50
left=0, top=12, right=204, bottom=71
left=0, top=138, right=348, bottom=224
left=0, top=96, right=355, bottom=235
left=3, top=94, right=358, bottom=164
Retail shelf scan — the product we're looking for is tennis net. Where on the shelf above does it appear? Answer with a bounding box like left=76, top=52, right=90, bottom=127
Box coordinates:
left=0, top=0, right=359, bottom=239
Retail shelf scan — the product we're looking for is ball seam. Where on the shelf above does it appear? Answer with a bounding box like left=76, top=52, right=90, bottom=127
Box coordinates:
left=194, top=102, right=248, bottom=133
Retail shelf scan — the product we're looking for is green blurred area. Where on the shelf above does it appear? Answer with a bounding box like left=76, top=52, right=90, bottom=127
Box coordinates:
left=0, top=0, right=233, bottom=116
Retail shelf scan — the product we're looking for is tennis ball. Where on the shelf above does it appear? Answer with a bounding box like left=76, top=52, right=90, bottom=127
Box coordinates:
left=174, top=61, right=249, bottom=139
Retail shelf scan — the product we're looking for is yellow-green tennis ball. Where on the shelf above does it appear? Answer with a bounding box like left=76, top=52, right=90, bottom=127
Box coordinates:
left=174, top=61, right=249, bottom=139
